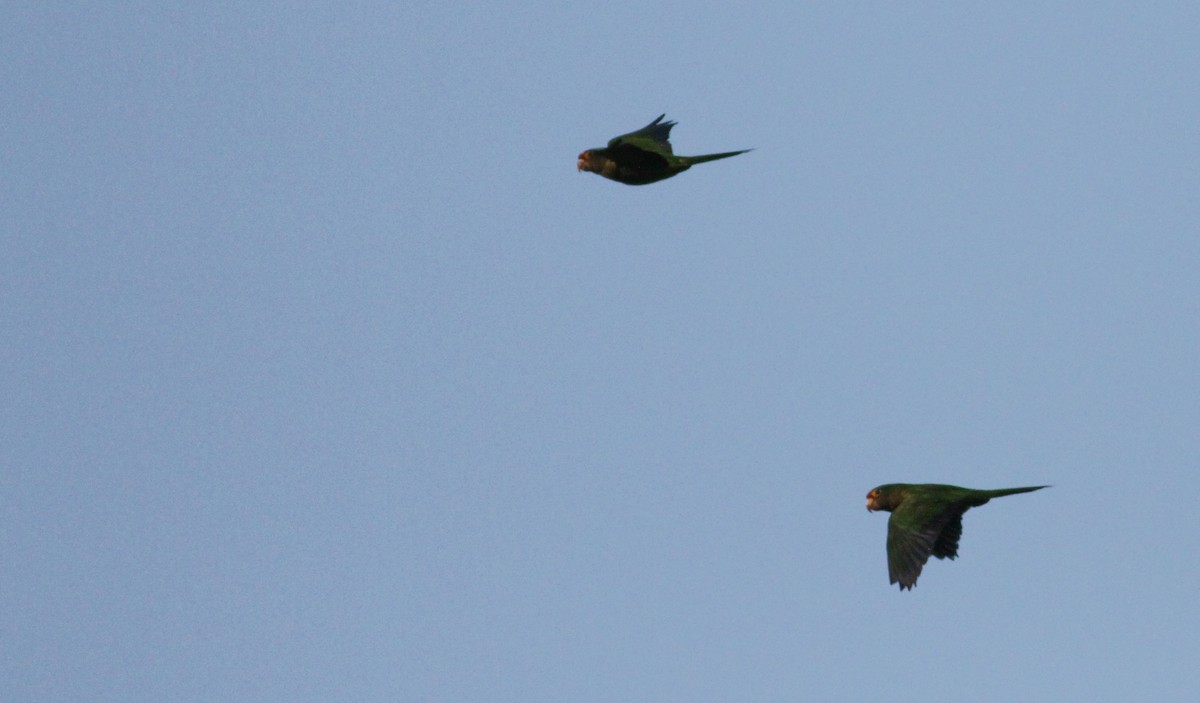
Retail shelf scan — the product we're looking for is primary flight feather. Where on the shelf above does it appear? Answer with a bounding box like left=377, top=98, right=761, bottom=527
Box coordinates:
left=865, top=483, right=1048, bottom=590
left=577, top=114, right=751, bottom=185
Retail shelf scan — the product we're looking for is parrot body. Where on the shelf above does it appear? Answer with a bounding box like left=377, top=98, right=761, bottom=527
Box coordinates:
left=866, top=483, right=1047, bottom=590
left=577, top=114, right=750, bottom=185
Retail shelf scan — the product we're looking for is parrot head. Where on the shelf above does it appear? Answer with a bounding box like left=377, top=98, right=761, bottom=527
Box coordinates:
left=865, top=485, right=901, bottom=512
left=577, top=150, right=597, bottom=172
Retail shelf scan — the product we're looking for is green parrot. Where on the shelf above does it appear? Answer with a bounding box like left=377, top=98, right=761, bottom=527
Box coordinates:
left=865, top=483, right=1048, bottom=590
left=577, top=114, right=751, bottom=185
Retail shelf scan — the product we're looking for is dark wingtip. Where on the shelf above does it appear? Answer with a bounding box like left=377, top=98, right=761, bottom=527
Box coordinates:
left=646, top=114, right=677, bottom=132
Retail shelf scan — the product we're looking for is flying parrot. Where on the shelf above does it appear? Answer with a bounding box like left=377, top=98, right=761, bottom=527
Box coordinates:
left=865, top=483, right=1048, bottom=590
left=577, top=114, right=751, bottom=185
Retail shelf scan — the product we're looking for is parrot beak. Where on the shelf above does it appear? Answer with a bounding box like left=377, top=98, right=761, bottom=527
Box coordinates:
left=577, top=151, right=591, bottom=172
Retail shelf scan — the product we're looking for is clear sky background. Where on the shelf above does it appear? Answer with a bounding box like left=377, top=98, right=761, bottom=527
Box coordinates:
left=3, top=3, right=1198, bottom=701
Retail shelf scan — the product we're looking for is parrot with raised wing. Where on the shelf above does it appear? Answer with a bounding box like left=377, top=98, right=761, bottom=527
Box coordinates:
left=577, top=114, right=750, bottom=185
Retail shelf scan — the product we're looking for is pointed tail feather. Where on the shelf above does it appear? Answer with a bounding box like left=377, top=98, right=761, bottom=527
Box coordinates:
left=683, top=149, right=753, bottom=165
left=984, top=485, right=1049, bottom=499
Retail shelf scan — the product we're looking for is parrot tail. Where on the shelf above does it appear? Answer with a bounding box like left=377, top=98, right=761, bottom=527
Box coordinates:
left=985, top=485, right=1050, bottom=499
left=684, top=149, right=753, bottom=165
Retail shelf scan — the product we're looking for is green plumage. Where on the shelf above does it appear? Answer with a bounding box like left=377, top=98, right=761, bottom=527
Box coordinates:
left=576, top=114, right=751, bottom=185
left=866, top=483, right=1048, bottom=590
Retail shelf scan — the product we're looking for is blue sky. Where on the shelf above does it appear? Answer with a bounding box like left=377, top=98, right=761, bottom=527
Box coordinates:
left=3, top=3, right=1198, bottom=701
